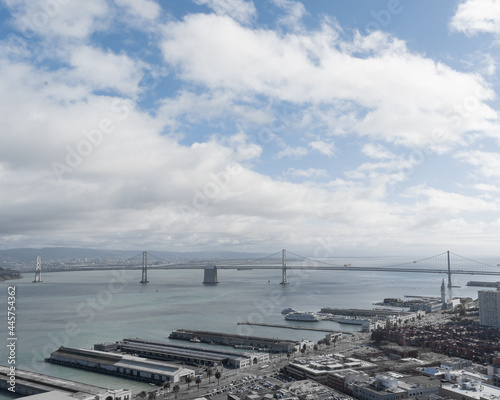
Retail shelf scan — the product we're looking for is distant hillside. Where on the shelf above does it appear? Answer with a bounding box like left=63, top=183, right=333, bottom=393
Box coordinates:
left=0, top=247, right=269, bottom=263
left=0, top=266, right=22, bottom=281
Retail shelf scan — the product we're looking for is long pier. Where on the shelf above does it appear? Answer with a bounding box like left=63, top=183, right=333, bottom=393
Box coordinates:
left=237, top=321, right=349, bottom=334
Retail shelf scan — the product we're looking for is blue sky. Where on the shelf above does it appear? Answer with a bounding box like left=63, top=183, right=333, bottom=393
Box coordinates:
left=1, top=0, right=500, bottom=257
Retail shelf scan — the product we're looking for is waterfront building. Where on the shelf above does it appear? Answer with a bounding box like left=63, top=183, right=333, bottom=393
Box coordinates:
left=0, top=366, right=131, bottom=399
left=106, top=338, right=269, bottom=369
left=48, top=346, right=195, bottom=384
left=478, top=289, right=500, bottom=329
left=169, top=329, right=298, bottom=353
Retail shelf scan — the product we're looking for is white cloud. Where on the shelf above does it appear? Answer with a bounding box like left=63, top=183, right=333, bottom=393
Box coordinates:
left=4, top=0, right=110, bottom=39
left=309, top=140, right=335, bottom=157
left=456, top=150, right=500, bottom=177
left=275, top=146, right=308, bottom=159
left=193, top=0, right=256, bottom=24
left=403, top=185, right=499, bottom=215
left=2, top=2, right=500, bottom=256
left=271, top=0, right=306, bottom=29
left=67, top=45, right=146, bottom=96
left=285, top=168, right=328, bottom=178
left=362, top=144, right=395, bottom=160
left=114, top=0, right=161, bottom=21
left=161, top=14, right=498, bottom=150
left=450, top=0, right=500, bottom=36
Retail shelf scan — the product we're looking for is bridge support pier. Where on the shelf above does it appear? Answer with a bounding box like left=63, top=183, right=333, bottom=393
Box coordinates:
left=33, top=256, right=42, bottom=283
left=203, top=266, right=218, bottom=284
left=280, top=249, right=288, bottom=285
left=140, top=251, right=149, bottom=283
left=447, top=250, right=452, bottom=289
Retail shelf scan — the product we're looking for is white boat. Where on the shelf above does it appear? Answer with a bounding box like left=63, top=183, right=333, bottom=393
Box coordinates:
left=281, top=308, right=298, bottom=315
left=285, top=312, right=320, bottom=322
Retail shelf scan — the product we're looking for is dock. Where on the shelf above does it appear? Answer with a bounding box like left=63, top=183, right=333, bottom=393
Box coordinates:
left=466, top=281, right=500, bottom=287
left=237, top=321, right=348, bottom=334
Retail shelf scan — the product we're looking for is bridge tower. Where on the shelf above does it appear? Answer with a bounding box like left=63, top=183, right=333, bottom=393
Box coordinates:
left=140, top=251, right=149, bottom=283
left=203, top=266, right=218, bottom=284
left=280, top=249, right=288, bottom=285
left=447, top=250, right=452, bottom=289
left=33, top=256, right=42, bottom=283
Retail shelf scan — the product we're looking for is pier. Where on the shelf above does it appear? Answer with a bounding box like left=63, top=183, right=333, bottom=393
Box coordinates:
left=237, top=321, right=348, bottom=334
left=0, top=365, right=130, bottom=399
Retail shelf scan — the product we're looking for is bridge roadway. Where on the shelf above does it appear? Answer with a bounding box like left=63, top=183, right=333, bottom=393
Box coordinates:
left=40, top=263, right=500, bottom=275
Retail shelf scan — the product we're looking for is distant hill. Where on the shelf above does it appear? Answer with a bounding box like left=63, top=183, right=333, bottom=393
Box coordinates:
left=0, top=266, right=22, bottom=281
left=0, top=247, right=269, bottom=263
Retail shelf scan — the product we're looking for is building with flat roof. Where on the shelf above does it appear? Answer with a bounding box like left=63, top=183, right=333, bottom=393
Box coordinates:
left=107, top=338, right=269, bottom=369
left=47, top=346, right=195, bottom=384
left=352, top=374, right=441, bottom=400
left=0, top=366, right=130, bottom=399
left=440, top=382, right=500, bottom=400
left=479, top=289, right=500, bottom=329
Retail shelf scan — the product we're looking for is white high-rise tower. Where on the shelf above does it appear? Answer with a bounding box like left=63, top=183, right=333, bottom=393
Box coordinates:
left=441, top=278, right=446, bottom=305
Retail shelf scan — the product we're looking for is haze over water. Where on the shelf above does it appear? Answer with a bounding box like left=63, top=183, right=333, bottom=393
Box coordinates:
left=0, top=258, right=493, bottom=399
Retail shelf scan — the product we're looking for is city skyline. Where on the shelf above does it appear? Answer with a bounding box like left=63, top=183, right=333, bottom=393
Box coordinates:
left=1, top=0, right=500, bottom=256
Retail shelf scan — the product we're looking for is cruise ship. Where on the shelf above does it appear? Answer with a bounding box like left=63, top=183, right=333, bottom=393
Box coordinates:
left=284, top=312, right=320, bottom=322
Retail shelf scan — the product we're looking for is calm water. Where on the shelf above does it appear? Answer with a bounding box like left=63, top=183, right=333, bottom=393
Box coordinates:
left=0, top=263, right=487, bottom=398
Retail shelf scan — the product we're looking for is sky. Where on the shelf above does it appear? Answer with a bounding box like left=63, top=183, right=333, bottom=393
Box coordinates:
left=1, top=0, right=500, bottom=257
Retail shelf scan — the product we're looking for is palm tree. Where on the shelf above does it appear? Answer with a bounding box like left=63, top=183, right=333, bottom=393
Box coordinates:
left=195, top=376, right=202, bottom=390
left=172, top=385, right=180, bottom=399
left=215, top=370, right=222, bottom=385
left=207, top=367, right=213, bottom=383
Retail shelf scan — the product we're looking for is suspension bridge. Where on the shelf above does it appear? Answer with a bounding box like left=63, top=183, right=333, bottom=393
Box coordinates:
left=31, top=250, right=500, bottom=288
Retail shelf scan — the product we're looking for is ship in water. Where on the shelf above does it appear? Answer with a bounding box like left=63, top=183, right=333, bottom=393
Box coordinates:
left=284, top=311, right=320, bottom=322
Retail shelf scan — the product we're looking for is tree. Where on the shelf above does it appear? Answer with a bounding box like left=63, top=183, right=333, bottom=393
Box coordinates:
left=215, top=370, right=222, bottom=385
left=195, top=376, right=202, bottom=390
left=172, top=385, right=180, bottom=399
left=286, top=352, right=291, bottom=360
left=207, top=368, right=213, bottom=383
left=186, top=375, right=192, bottom=388
left=332, top=335, right=339, bottom=350
left=148, top=392, right=156, bottom=400
left=163, top=382, right=170, bottom=391
left=300, top=347, right=306, bottom=355
left=138, top=391, right=147, bottom=398
left=313, top=344, right=319, bottom=352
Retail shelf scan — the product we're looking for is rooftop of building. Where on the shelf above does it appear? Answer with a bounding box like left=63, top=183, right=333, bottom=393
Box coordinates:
left=441, top=382, right=500, bottom=399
